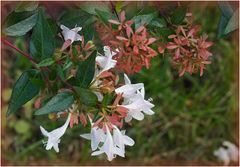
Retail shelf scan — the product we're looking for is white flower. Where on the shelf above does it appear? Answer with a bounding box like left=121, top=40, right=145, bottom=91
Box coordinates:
left=223, top=141, right=239, bottom=162
left=96, top=46, right=117, bottom=74
left=213, top=141, right=239, bottom=165
left=80, top=118, right=105, bottom=151
left=116, top=74, right=154, bottom=122
left=60, top=25, right=82, bottom=43
left=115, top=74, right=144, bottom=98
left=113, top=126, right=135, bottom=156
left=121, top=92, right=155, bottom=122
left=91, top=125, right=123, bottom=161
left=40, top=114, right=71, bottom=152
left=214, top=147, right=230, bottom=166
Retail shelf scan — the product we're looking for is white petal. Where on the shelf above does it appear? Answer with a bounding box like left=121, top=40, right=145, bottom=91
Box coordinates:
left=72, top=27, right=82, bottom=32
left=131, top=110, right=144, bottom=121
left=93, top=91, right=103, bottom=102
left=214, top=147, right=230, bottom=165
left=115, top=83, right=144, bottom=97
left=123, top=136, right=135, bottom=146
left=124, top=114, right=132, bottom=122
left=80, top=133, right=91, bottom=140
left=46, top=141, right=53, bottom=150
left=124, top=73, right=131, bottom=84
left=114, top=146, right=125, bottom=157
left=60, top=25, right=69, bottom=31
left=91, top=150, right=104, bottom=156
left=53, top=143, right=60, bottom=153
left=223, top=141, right=239, bottom=162
left=143, top=109, right=155, bottom=115
left=40, top=126, right=49, bottom=137
left=91, top=128, right=102, bottom=151
left=75, top=34, right=82, bottom=41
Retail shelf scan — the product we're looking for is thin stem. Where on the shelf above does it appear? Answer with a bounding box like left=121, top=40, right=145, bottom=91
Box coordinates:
left=2, top=38, right=76, bottom=92
left=1, top=38, right=37, bottom=64
left=110, top=1, right=120, bottom=21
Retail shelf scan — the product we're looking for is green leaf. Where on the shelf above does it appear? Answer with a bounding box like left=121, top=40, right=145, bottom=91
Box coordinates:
left=79, top=2, right=110, bottom=15
left=34, top=91, right=74, bottom=115
left=30, top=8, right=55, bottom=61
left=56, top=64, right=65, bottom=80
left=15, top=2, right=38, bottom=12
left=4, top=11, right=36, bottom=27
left=7, top=70, right=40, bottom=116
left=74, top=87, right=98, bottom=107
left=149, top=18, right=167, bottom=28
left=218, top=2, right=234, bottom=19
left=217, top=15, right=229, bottom=38
left=36, top=58, right=55, bottom=67
left=224, top=9, right=239, bottom=35
left=102, top=93, right=114, bottom=107
left=76, top=51, right=97, bottom=88
left=132, top=12, right=158, bottom=29
left=4, top=13, right=37, bottom=36
left=95, top=9, right=114, bottom=25
left=156, top=27, right=175, bottom=40
left=171, top=7, right=187, bottom=25
left=59, top=9, right=91, bottom=28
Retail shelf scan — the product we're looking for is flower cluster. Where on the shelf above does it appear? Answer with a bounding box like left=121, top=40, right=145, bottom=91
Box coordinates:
left=39, top=25, right=154, bottom=161
left=158, top=15, right=213, bottom=76
left=97, top=11, right=158, bottom=74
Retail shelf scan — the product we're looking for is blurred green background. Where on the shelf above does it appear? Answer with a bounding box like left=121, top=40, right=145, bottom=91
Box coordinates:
left=1, top=1, right=239, bottom=165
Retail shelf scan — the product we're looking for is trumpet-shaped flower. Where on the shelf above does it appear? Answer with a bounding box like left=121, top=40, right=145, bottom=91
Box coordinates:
left=121, top=92, right=155, bottom=122
left=214, top=147, right=230, bottom=166
left=115, top=74, right=144, bottom=98
left=223, top=141, right=239, bottom=162
left=96, top=46, right=117, bottom=74
left=40, top=114, right=71, bottom=152
left=91, top=125, right=123, bottom=161
left=80, top=118, right=105, bottom=151
left=60, top=25, right=82, bottom=43
left=113, top=126, right=135, bottom=155
left=213, top=141, right=239, bottom=165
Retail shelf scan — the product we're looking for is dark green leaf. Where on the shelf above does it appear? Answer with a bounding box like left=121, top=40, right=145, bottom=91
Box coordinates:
left=79, top=2, right=110, bottom=15
left=59, top=9, right=91, bottom=28
left=56, top=64, right=65, bottom=80
left=149, top=18, right=167, bottom=28
left=132, top=12, right=158, bottom=29
left=95, top=9, right=114, bottom=25
left=34, top=91, right=74, bottom=115
left=156, top=27, right=175, bottom=40
left=171, top=7, right=187, bottom=25
left=76, top=51, right=97, bottom=88
left=15, top=2, right=38, bottom=12
left=4, top=11, right=36, bottom=27
left=7, top=70, right=40, bottom=116
left=102, top=93, right=114, bottom=107
left=36, top=58, right=55, bottom=67
left=74, top=87, right=98, bottom=107
left=217, top=15, right=229, bottom=38
left=30, top=8, right=55, bottom=61
left=218, top=2, right=234, bottom=19
left=224, top=9, right=239, bottom=35
left=4, top=13, right=37, bottom=36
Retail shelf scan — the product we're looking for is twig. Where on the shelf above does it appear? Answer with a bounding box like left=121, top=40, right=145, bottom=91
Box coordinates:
left=110, top=1, right=120, bottom=21
left=1, top=38, right=37, bottom=65
left=1, top=38, right=75, bottom=92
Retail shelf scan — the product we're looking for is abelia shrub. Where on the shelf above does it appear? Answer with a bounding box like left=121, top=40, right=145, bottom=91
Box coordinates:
left=2, top=1, right=216, bottom=161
